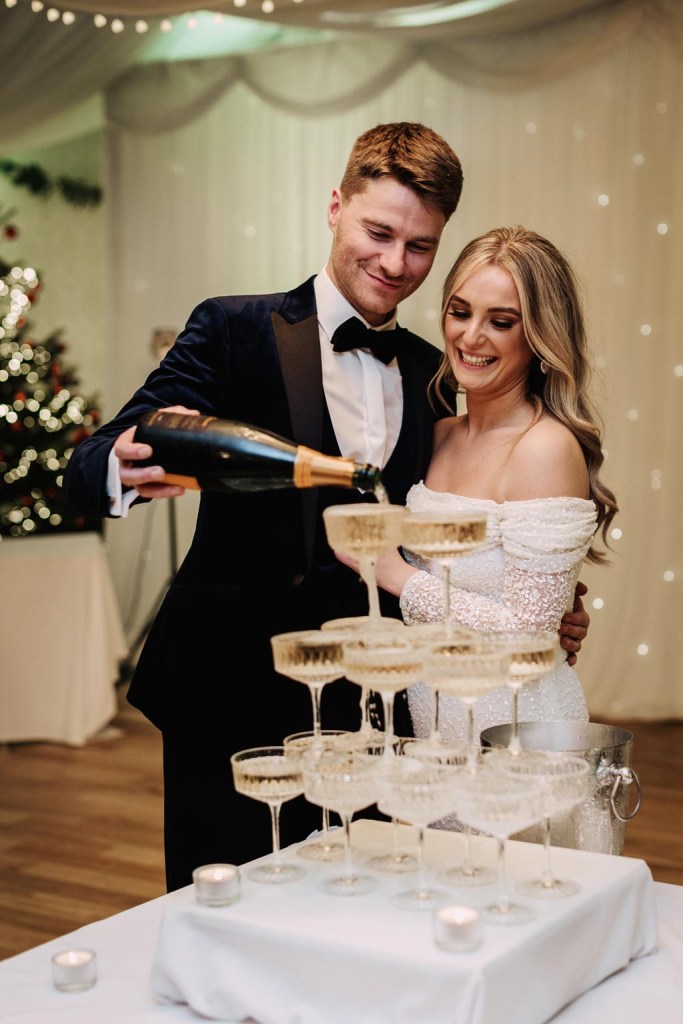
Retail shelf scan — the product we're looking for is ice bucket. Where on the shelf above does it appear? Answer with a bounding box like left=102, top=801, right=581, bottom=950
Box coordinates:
left=480, top=721, right=642, bottom=855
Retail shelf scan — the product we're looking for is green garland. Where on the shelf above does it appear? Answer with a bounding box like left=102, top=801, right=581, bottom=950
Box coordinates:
left=0, top=159, right=102, bottom=207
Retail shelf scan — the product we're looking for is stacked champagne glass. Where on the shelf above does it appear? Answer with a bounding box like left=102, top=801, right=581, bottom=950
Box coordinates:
left=232, top=498, right=576, bottom=923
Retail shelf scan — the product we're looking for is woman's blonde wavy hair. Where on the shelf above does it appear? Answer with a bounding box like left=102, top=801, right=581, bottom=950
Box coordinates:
left=431, top=225, right=618, bottom=565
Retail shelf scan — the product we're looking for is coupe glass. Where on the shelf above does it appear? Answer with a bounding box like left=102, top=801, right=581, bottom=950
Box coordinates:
left=454, top=765, right=546, bottom=924
left=301, top=746, right=381, bottom=895
left=400, top=510, right=488, bottom=632
left=400, top=509, right=487, bottom=755
left=283, top=729, right=351, bottom=862
left=486, top=630, right=561, bottom=754
left=270, top=628, right=346, bottom=740
left=405, top=621, right=479, bottom=755
left=230, top=746, right=306, bottom=884
left=377, top=756, right=463, bottom=910
left=494, top=749, right=591, bottom=898
left=341, top=631, right=425, bottom=759
left=322, top=502, right=407, bottom=736
left=401, top=736, right=468, bottom=767
left=364, top=817, right=418, bottom=874
left=321, top=614, right=404, bottom=743
left=333, top=732, right=420, bottom=874
left=423, top=638, right=512, bottom=770
left=322, top=503, right=407, bottom=626
left=364, top=736, right=420, bottom=874
left=421, top=638, right=511, bottom=887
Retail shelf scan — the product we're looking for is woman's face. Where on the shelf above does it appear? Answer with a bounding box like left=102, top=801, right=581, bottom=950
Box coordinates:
left=443, top=263, right=533, bottom=397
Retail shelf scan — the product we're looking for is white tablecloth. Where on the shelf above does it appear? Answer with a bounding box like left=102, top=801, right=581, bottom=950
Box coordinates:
left=0, top=532, right=126, bottom=745
left=151, top=820, right=657, bottom=1024
left=1, top=821, right=681, bottom=1024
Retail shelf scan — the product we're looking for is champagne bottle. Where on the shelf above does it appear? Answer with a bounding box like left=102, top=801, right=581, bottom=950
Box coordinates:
left=134, top=410, right=381, bottom=494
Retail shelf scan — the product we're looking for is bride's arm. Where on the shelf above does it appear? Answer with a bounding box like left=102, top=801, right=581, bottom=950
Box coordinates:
left=397, top=500, right=597, bottom=633
left=398, top=561, right=578, bottom=631
left=341, top=524, right=584, bottom=632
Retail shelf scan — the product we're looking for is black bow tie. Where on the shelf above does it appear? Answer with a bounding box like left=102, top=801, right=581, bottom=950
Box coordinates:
left=331, top=317, right=401, bottom=365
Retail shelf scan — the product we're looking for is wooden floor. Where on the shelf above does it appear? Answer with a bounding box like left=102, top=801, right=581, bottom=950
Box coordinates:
left=0, top=687, right=681, bottom=961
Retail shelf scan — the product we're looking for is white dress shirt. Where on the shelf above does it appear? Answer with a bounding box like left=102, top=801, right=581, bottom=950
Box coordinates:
left=315, top=268, right=403, bottom=470
left=108, top=269, right=403, bottom=515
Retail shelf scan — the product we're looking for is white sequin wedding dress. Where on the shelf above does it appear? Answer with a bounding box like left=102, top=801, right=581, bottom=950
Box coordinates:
left=400, top=482, right=598, bottom=747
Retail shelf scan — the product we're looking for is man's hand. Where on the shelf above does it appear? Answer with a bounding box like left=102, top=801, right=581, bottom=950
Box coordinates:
left=113, top=405, right=199, bottom=500
left=559, top=580, right=590, bottom=667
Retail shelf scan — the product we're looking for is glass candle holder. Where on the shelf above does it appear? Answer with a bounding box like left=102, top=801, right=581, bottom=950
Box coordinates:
left=193, top=863, right=241, bottom=906
left=51, top=949, right=97, bottom=992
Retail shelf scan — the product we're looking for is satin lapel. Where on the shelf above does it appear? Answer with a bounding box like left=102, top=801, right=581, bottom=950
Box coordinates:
left=271, top=311, right=322, bottom=570
left=395, top=344, right=431, bottom=489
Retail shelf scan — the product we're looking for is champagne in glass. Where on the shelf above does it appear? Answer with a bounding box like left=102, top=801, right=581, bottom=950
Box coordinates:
left=270, top=629, right=346, bottom=740
left=321, top=615, right=404, bottom=744
left=423, top=638, right=511, bottom=769
left=401, top=512, right=487, bottom=747
left=302, top=747, right=381, bottom=896
left=323, top=503, right=407, bottom=626
left=341, top=632, right=425, bottom=759
left=405, top=621, right=478, bottom=754
left=323, top=503, right=407, bottom=736
left=400, top=511, right=488, bottom=630
left=486, top=630, right=560, bottom=754
left=340, top=630, right=426, bottom=880
left=230, top=746, right=306, bottom=884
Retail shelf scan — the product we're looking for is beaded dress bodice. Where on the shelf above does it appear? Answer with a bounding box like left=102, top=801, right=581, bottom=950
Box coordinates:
left=400, top=483, right=598, bottom=749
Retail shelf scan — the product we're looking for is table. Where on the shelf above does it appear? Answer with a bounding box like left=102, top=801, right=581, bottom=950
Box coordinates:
left=0, top=532, right=126, bottom=746
left=0, top=820, right=681, bottom=1023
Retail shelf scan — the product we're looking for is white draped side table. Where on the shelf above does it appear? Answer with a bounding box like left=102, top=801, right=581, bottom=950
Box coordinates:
left=0, top=531, right=126, bottom=746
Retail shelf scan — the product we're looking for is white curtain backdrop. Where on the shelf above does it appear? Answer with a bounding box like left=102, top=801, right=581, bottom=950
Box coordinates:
left=98, top=14, right=683, bottom=722
left=1, top=1, right=681, bottom=722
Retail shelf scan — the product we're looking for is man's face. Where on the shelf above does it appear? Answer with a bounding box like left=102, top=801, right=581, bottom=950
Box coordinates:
left=326, top=177, right=446, bottom=327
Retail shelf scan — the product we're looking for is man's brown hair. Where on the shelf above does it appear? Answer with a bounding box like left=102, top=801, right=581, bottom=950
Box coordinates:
left=340, top=122, right=464, bottom=222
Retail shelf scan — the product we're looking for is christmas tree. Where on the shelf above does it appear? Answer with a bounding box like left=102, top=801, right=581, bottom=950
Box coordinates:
left=0, top=206, right=102, bottom=538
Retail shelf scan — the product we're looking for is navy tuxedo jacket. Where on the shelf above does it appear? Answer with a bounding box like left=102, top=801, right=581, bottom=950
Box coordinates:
left=63, top=277, right=448, bottom=742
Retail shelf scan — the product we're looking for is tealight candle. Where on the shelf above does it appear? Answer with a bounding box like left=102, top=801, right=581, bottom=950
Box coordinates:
left=51, top=949, right=97, bottom=992
left=433, top=904, right=483, bottom=952
left=193, top=863, right=241, bottom=906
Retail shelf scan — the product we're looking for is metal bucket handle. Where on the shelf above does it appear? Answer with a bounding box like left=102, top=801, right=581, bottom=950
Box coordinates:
left=596, top=762, right=642, bottom=822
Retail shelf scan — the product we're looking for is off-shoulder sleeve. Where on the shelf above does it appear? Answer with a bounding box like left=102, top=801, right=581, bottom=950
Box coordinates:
left=399, top=498, right=597, bottom=633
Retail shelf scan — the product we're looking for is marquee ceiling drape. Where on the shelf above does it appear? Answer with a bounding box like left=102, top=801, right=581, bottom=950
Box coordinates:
left=23, top=0, right=639, bottom=35
left=2, top=1, right=679, bottom=144
left=2, top=0, right=682, bottom=149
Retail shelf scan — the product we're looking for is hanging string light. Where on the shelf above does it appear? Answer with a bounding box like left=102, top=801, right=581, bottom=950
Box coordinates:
left=3, top=0, right=308, bottom=33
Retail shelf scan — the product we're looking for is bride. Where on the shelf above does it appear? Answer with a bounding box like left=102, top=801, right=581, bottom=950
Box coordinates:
left=367, top=225, right=619, bottom=746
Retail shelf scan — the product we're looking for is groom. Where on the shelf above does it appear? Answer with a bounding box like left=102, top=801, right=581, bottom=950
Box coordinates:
left=63, top=122, right=590, bottom=889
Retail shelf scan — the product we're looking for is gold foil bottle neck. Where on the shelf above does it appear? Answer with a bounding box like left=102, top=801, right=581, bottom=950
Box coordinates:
left=294, top=446, right=356, bottom=488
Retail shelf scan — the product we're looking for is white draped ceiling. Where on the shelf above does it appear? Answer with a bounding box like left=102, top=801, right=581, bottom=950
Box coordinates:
left=1, top=0, right=682, bottom=722
left=3, top=1, right=682, bottom=145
